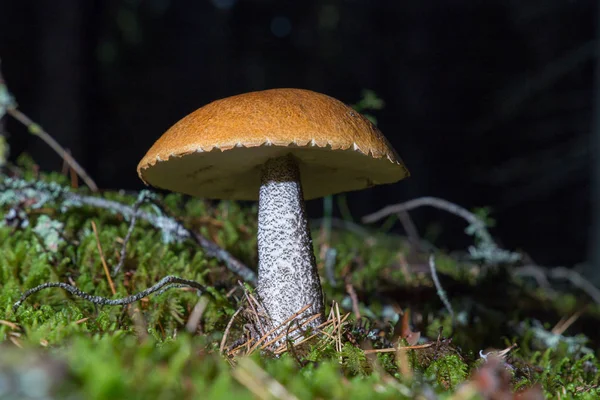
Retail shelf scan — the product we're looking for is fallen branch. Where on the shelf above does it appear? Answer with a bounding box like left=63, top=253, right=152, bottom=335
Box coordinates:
left=12, top=275, right=205, bottom=313
left=363, top=196, right=521, bottom=264
left=0, top=178, right=257, bottom=283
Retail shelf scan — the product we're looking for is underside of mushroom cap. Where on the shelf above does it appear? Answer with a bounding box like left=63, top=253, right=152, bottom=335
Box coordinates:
left=137, top=88, right=409, bottom=200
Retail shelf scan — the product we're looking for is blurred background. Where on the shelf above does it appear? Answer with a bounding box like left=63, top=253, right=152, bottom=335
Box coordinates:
left=0, top=1, right=597, bottom=280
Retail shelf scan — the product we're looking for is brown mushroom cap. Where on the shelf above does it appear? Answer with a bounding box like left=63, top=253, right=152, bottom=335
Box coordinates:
left=137, top=88, right=409, bottom=200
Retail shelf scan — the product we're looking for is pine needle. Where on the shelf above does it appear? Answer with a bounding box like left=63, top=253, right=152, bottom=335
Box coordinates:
left=91, top=220, right=116, bottom=295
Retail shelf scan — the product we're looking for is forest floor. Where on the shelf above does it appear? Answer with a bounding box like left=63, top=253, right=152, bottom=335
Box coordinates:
left=1, top=156, right=599, bottom=400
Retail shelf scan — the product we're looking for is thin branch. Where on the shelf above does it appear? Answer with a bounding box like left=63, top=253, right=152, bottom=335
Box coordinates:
left=0, top=179, right=257, bottom=283
left=9, top=109, right=99, bottom=192
left=363, top=343, right=434, bottom=354
left=112, top=192, right=147, bottom=276
left=429, top=254, right=454, bottom=320
left=363, top=196, right=484, bottom=227
left=76, top=194, right=257, bottom=283
left=552, top=310, right=584, bottom=336
left=514, top=265, right=600, bottom=305
left=363, top=196, right=521, bottom=264
left=12, top=275, right=205, bottom=313
left=397, top=210, right=422, bottom=249
left=0, top=58, right=98, bottom=191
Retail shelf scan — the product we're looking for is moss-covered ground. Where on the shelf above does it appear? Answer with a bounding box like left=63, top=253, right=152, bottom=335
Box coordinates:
left=1, top=157, right=599, bottom=399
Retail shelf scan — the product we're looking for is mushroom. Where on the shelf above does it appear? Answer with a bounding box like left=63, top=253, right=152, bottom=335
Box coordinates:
left=137, top=88, right=409, bottom=341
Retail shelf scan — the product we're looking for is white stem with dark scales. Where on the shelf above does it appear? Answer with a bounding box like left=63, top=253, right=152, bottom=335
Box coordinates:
left=257, top=154, right=325, bottom=340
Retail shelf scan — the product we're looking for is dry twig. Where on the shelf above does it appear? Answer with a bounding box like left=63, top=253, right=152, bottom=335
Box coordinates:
left=363, top=342, right=434, bottom=354
left=0, top=59, right=98, bottom=191
left=514, top=265, right=600, bottom=305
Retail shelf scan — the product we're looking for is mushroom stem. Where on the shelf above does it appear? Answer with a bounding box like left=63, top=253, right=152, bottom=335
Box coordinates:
left=257, top=154, right=325, bottom=340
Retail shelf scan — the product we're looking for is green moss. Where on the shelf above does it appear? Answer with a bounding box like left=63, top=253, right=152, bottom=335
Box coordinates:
left=1, top=167, right=600, bottom=399
left=424, top=355, right=468, bottom=390
left=341, top=342, right=372, bottom=376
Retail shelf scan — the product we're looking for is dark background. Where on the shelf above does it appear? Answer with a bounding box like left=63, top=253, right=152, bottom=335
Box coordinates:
left=0, top=1, right=598, bottom=279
